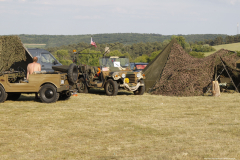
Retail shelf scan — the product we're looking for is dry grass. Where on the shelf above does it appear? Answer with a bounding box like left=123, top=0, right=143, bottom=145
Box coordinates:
left=0, top=89, right=240, bottom=159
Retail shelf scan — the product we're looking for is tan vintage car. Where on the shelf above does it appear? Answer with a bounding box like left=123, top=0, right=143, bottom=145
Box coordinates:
left=0, top=64, right=79, bottom=103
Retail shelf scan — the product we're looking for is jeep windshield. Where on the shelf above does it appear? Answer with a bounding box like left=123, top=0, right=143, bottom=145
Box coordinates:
left=99, top=57, right=130, bottom=69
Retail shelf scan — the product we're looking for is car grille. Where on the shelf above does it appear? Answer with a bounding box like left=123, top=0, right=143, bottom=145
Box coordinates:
left=126, top=74, right=137, bottom=83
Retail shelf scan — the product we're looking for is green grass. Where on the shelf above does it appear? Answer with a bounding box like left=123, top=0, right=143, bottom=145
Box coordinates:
left=0, top=89, right=240, bottom=159
left=24, top=44, right=46, bottom=49
left=205, top=42, right=240, bottom=56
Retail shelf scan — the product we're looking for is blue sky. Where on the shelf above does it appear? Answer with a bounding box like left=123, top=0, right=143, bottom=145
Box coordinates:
left=0, top=0, right=239, bottom=35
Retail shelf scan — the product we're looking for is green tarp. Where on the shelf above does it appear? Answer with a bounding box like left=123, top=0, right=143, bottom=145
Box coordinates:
left=0, top=36, right=32, bottom=73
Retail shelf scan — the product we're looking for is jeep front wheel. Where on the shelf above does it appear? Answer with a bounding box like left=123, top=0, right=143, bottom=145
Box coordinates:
left=0, top=85, right=8, bottom=103
left=105, top=79, right=118, bottom=96
left=77, top=78, right=88, bottom=93
left=39, top=84, right=59, bottom=103
left=134, top=80, right=145, bottom=95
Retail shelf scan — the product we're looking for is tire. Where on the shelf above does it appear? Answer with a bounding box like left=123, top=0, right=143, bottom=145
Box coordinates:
left=105, top=79, right=118, bottom=96
left=0, top=85, right=8, bottom=103
left=59, top=93, right=71, bottom=100
left=68, top=63, right=78, bottom=84
left=39, top=84, right=59, bottom=103
left=77, top=78, right=88, bottom=93
left=134, top=80, right=145, bottom=95
left=7, top=93, right=21, bottom=100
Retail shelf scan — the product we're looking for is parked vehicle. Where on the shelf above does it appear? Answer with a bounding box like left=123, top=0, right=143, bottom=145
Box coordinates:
left=130, top=62, right=148, bottom=72
left=27, top=48, right=62, bottom=72
left=72, top=56, right=146, bottom=96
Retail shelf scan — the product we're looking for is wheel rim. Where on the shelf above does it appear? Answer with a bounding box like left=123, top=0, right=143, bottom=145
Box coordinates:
left=45, top=89, right=54, bottom=99
left=107, top=84, right=113, bottom=93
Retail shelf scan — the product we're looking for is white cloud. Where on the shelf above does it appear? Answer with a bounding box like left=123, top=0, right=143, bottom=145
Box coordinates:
left=74, top=15, right=102, bottom=20
left=222, top=0, right=240, bottom=4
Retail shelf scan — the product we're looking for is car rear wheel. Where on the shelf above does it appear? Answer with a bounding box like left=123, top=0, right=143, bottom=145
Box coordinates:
left=0, top=85, right=8, bottom=103
left=77, top=77, right=88, bottom=93
left=105, top=79, right=118, bottom=96
left=39, top=84, right=59, bottom=103
left=134, top=80, right=145, bottom=95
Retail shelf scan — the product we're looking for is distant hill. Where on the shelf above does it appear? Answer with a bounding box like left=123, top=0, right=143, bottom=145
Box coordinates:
left=15, top=33, right=228, bottom=48
left=205, top=42, right=240, bottom=56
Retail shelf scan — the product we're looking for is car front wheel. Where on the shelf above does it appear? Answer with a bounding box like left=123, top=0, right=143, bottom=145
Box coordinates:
left=105, top=79, right=118, bottom=96
left=134, top=80, right=145, bottom=95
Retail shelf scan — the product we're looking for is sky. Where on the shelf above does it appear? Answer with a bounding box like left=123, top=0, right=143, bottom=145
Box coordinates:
left=0, top=0, right=240, bottom=35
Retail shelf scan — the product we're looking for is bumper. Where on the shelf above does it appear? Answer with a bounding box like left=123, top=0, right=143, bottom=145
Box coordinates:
left=120, top=82, right=144, bottom=91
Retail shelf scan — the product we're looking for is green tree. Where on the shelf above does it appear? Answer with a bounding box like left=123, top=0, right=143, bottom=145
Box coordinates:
left=134, top=55, right=148, bottom=63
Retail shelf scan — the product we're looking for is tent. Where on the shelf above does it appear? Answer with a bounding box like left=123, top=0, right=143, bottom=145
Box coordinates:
left=143, top=39, right=240, bottom=96
left=0, top=36, right=32, bottom=74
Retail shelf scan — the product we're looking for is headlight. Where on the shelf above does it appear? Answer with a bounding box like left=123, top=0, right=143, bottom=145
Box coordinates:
left=61, top=80, right=64, bottom=85
left=137, top=73, right=141, bottom=78
left=122, top=73, right=126, bottom=78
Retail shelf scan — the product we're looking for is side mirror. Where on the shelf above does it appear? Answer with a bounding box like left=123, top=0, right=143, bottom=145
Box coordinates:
left=53, top=60, right=58, bottom=65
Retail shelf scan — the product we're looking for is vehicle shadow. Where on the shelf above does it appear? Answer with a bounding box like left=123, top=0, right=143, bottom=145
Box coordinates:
left=8, top=94, right=42, bottom=102
left=87, top=88, right=133, bottom=96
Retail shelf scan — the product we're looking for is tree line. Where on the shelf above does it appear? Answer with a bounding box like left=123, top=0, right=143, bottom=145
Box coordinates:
left=47, top=35, right=218, bottom=66
left=16, top=33, right=228, bottom=48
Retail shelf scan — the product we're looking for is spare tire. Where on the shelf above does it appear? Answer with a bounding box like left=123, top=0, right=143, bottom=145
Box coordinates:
left=68, top=63, right=78, bottom=84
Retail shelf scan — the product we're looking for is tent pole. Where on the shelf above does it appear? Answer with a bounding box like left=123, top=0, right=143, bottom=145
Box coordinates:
left=220, top=58, right=239, bottom=93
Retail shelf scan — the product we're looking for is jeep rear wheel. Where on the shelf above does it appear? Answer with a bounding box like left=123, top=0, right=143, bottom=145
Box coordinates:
left=77, top=78, right=88, bottom=93
left=7, top=93, right=21, bottom=100
left=39, top=84, right=59, bottom=103
left=105, top=79, right=118, bottom=96
left=0, top=86, right=8, bottom=103
left=134, top=80, right=145, bottom=95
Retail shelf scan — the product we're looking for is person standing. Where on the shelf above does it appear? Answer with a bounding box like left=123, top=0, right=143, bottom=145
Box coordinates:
left=27, top=57, right=41, bottom=99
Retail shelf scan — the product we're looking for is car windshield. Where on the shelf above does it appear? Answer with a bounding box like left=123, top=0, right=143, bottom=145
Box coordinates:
left=41, top=53, right=56, bottom=64
left=99, top=57, right=130, bottom=68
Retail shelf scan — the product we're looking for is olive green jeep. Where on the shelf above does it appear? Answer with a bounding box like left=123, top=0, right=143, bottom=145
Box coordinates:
left=0, top=64, right=79, bottom=103
left=76, top=56, right=145, bottom=96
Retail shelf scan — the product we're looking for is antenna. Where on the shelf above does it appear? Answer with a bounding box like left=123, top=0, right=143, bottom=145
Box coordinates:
left=238, top=23, right=239, bottom=35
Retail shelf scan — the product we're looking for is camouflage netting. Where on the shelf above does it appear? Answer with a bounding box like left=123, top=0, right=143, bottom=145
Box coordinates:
left=143, top=39, right=240, bottom=96
left=0, top=36, right=26, bottom=73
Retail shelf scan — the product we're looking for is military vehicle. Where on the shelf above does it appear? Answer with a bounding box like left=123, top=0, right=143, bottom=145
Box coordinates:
left=0, top=63, right=79, bottom=103
left=0, top=36, right=78, bottom=103
left=75, top=56, right=145, bottom=96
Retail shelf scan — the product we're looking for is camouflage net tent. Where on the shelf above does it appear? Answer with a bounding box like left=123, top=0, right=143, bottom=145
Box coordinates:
left=0, top=36, right=32, bottom=73
left=143, top=39, right=240, bottom=96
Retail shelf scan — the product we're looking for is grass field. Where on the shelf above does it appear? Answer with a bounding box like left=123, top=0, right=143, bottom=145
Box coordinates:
left=0, top=89, right=240, bottom=159
left=24, top=44, right=46, bottom=49
left=205, top=42, right=240, bottom=56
